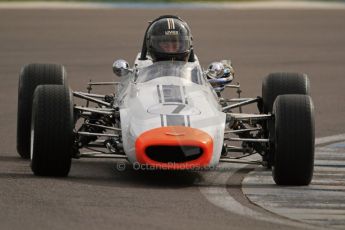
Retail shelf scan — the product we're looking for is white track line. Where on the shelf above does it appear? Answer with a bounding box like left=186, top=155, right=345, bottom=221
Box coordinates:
left=199, top=165, right=257, bottom=216
left=243, top=142, right=345, bottom=229
left=315, top=134, right=345, bottom=146
left=200, top=165, right=316, bottom=228
left=200, top=134, right=345, bottom=229
left=199, top=163, right=324, bottom=229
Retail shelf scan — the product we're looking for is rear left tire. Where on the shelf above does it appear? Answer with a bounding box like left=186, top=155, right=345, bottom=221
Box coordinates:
left=262, top=72, right=310, bottom=113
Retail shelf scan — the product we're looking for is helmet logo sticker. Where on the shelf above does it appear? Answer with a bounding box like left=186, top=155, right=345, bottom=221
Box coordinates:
left=165, top=30, right=179, bottom=35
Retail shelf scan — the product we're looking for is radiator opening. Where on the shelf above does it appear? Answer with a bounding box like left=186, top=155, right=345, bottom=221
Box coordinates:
left=145, top=145, right=203, bottom=163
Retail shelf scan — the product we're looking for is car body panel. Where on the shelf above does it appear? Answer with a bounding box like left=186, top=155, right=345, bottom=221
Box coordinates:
left=117, top=55, right=226, bottom=168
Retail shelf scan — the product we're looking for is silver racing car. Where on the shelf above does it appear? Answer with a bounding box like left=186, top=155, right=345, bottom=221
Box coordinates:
left=17, top=15, right=315, bottom=185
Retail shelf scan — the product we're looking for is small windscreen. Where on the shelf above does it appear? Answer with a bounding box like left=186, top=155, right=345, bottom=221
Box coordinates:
left=136, top=61, right=204, bottom=85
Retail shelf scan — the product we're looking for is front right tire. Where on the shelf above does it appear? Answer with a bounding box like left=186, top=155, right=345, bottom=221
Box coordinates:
left=31, top=85, right=73, bottom=177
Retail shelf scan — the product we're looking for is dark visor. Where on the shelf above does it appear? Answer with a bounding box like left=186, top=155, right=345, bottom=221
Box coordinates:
left=150, top=35, right=190, bottom=54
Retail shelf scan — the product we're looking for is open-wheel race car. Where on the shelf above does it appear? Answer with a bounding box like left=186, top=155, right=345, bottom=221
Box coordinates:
left=16, top=16, right=315, bottom=185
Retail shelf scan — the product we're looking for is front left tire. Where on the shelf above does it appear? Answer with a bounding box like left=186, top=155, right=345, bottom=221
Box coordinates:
left=31, top=85, right=73, bottom=177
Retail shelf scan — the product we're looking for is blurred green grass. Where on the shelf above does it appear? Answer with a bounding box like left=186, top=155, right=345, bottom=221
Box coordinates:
left=0, top=0, right=343, bottom=2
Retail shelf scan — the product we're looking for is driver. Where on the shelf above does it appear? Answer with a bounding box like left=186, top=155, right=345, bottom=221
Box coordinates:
left=145, top=16, right=193, bottom=62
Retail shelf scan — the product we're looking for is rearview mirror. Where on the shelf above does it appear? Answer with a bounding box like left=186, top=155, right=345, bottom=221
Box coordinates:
left=206, top=62, right=225, bottom=79
left=112, top=59, right=132, bottom=77
left=205, top=61, right=234, bottom=93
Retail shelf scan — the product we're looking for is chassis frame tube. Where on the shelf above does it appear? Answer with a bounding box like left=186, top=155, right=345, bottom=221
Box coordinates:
left=226, top=137, right=270, bottom=143
left=74, top=106, right=114, bottom=115
left=224, top=127, right=262, bottom=134
left=219, top=158, right=261, bottom=165
left=73, top=92, right=110, bottom=107
left=73, top=91, right=106, bottom=99
left=222, top=98, right=260, bottom=111
left=227, top=113, right=272, bottom=121
left=85, top=122, right=121, bottom=132
left=88, top=82, right=121, bottom=86
left=77, top=131, right=119, bottom=137
left=78, top=151, right=127, bottom=159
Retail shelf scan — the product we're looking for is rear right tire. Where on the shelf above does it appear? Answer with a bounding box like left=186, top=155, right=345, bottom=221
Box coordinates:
left=31, top=85, right=73, bottom=177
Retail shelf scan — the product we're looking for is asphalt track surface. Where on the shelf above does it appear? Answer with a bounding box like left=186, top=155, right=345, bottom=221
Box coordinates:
left=1, top=7, right=345, bottom=230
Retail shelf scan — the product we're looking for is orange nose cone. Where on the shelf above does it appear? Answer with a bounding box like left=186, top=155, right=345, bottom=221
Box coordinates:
left=135, top=126, right=213, bottom=170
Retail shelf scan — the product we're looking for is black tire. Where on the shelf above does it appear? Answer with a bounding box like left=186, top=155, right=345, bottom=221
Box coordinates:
left=262, top=72, right=310, bottom=113
left=261, top=73, right=310, bottom=168
left=31, top=85, right=73, bottom=177
left=17, top=63, right=67, bottom=159
left=273, top=95, right=315, bottom=185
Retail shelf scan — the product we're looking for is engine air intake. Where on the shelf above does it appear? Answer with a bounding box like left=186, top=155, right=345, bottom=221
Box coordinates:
left=145, top=145, right=203, bottom=163
left=135, top=126, right=213, bottom=169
